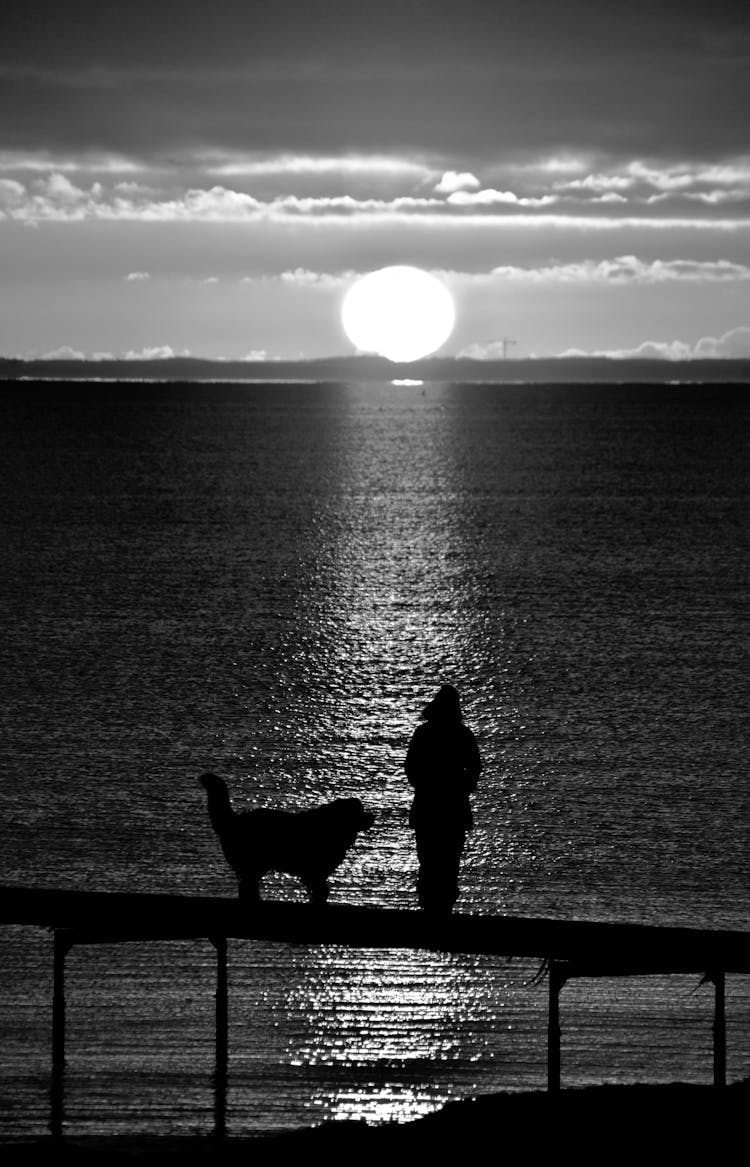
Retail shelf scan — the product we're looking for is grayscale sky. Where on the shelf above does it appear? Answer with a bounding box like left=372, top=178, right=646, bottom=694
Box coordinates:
left=1, top=0, right=748, bottom=359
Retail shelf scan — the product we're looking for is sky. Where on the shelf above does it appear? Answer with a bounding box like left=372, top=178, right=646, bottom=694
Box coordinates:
left=1, top=0, right=749, bottom=362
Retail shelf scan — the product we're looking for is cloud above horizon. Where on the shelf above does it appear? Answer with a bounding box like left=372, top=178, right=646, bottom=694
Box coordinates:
left=1, top=2, right=747, bottom=361
left=554, top=325, right=750, bottom=361
left=23, top=321, right=750, bottom=364
left=2, top=151, right=750, bottom=226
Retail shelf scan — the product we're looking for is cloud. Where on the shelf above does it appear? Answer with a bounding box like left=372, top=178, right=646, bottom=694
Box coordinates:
left=694, top=325, right=750, bottom=358
left=269, top=193, right=445, bottom=216
left=125, top=270, right=150, bottom=281
left=123, top=345, right=188, bottom=360
left=32, top=344, right=87, bottom=360
left=555, top=157, right=750, bottom=212
left=447, top=188, right=558, bottom=208
left=0, top=177, right=24, bottom=206
left=0, top=176, right=265, bottom=221
left=278, top=267, right=349, bottom=287
left=6, top=148, right=746, bottom=216
left=558, top=326, right=750, bottom=360
left=488, top=257, right=750, bottom=283
left=22, top=344, right=193, bottom=361
left=204, top=152, right=435, bottom=179
left=448, top=187, right=518, bottom=205
left=0, top=150, right=141, bottom=174
left=457, top=340, right=520, bottom=360
left=157, top=187, right=262, bottom=220
left=626, top=159, right=750, bottom=193
left=435, top=170, right=480, bottom=194
left=0, top=175, right=443, bottom=222
left=1, top=165, right=749, bottom=229
left=36, top=172, right=85, bottom=202
left=20, top=346, right=121, bottom=360
left=567, top=340, right=696, bottom=360
left=535, top=155, right=591, bottom=175
left=561, top=173, right=633, bottom=194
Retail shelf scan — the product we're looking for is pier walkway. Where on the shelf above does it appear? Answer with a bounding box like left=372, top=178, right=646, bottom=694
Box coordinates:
left=2, top=885, right=749, bottom=1134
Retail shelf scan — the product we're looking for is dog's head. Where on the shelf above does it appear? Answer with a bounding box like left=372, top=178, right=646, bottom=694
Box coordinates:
left=198, top=773, right=233, bottom=817
left=329, top=797, right=375, bottom=833
left=198, top=772, right=231, bottom=799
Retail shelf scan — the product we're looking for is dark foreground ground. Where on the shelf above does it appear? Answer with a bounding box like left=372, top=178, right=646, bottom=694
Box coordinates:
left=2, top=1083, right=748, bottom=1163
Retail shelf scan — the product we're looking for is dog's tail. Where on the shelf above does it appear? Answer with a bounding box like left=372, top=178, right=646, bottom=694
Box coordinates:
left=198, top=773, right=233, bottom=834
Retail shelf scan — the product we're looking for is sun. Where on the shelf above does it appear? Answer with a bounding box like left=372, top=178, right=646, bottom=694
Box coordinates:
left=341, top=266, right=455, bottom=362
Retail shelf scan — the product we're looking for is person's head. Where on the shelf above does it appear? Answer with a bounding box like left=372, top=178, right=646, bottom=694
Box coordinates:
left=421, top=684, right=463, bottom=724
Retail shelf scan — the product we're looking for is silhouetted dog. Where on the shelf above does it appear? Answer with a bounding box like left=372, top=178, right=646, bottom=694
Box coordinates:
left=198, top=773, right=375, bottom=903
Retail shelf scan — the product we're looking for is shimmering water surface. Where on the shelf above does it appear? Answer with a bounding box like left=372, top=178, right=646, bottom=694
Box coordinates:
left=0, top=380, right=748, bottom=1136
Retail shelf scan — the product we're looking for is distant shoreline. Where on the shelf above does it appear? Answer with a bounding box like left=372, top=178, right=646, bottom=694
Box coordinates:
left=2, top=355, right=750, bottom=385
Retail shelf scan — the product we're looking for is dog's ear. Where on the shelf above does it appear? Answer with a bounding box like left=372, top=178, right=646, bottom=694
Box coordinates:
left=331, top=798, right=358, bottom=814
left=346, top=798, right=371, bottom=818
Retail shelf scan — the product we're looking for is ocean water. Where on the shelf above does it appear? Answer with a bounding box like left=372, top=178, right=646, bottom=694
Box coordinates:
left=0, top=379, right=748, bottom=1137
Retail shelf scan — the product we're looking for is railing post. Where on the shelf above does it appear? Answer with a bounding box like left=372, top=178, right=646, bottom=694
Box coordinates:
left=210, top=935, right=228, bottom=1138
left=52, top=931, right=72, bottom=1077
left=711, top=970, right=726, bottom=1088
left=547, top=959, right=567, bottom=1092
left=51, top=930, right=73, bottom=1137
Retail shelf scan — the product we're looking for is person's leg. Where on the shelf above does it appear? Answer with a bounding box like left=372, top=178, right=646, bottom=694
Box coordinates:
left=415, top=830, right=465, bottom=911
left=415, top=831, right=433, bottom=907
left=442, top=831, right=465, bottom=907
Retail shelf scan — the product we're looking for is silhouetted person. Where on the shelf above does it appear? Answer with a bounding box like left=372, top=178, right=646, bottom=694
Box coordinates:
left=405, top=685, right=481, bottom=913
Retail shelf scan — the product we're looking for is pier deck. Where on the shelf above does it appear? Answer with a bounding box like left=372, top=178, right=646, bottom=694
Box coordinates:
left=3, top=884, right=750, bottom=970
left=2, top=884, right=749, bottom=1134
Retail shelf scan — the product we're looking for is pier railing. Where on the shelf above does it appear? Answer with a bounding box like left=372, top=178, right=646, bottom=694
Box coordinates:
left=2, top=885, right=749, bottom=1135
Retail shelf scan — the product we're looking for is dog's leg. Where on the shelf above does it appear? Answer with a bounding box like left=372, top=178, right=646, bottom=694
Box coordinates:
left=238, top=876, right=261, bottom=905
left=303, top=877, right=330, bottom=904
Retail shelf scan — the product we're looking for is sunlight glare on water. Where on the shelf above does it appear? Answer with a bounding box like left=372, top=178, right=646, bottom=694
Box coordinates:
left=284, top=945, right=545, bottom=1126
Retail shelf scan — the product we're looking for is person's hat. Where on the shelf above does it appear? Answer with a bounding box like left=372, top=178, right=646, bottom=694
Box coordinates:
left=421, top=684, right=462, bottom=722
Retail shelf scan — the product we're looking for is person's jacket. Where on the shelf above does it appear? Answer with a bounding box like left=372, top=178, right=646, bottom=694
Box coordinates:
left=405, top=720, right=481, bottom=831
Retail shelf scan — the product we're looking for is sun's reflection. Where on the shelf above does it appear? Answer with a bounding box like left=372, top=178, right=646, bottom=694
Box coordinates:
left=283, top=943, right=495, bottom=1125
left=310, top=1086, right=445, bottom=1126
left=235, top=382, right=548, bottom=1123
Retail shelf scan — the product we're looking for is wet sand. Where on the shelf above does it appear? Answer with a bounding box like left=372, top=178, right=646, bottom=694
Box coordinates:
left=2, top=1082, right=748, bottom=1163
